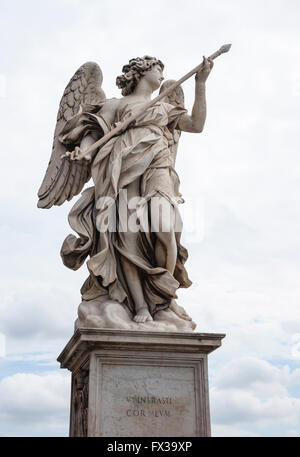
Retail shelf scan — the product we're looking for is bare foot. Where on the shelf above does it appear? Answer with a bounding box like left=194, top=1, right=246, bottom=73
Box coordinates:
left=169, top=299, right=192, bottom=321
left=133, top=307, right=153, bottom=323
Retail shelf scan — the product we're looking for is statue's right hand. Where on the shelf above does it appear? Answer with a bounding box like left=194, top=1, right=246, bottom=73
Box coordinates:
left=62, top=146, right=83, bottom=161
left=195, top=56, right=214, bottom=83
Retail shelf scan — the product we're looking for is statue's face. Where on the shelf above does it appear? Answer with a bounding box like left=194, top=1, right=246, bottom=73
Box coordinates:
left=142, top=64, right=164, bottom=91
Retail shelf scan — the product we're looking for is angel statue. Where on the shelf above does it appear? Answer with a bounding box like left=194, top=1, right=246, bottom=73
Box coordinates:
left=38, top=53, right=216, bottom=332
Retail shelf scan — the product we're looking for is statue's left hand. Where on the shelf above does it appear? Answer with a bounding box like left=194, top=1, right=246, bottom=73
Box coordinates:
left=63, top=146, right=91, bottom=161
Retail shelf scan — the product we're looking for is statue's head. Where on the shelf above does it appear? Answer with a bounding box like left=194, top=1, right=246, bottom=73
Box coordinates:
left=116, top=55, right=164, bottom=96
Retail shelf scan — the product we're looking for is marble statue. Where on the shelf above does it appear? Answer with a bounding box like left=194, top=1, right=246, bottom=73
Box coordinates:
left=38, top=46, right=231, bottom=332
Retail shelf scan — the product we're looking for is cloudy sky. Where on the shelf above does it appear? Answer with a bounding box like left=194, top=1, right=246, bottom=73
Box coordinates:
left=1, top=0, right=300, bottom=437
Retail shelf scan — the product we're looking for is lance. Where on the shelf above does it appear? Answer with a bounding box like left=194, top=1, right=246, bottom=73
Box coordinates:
left=63, top=43, right=231, bottom=160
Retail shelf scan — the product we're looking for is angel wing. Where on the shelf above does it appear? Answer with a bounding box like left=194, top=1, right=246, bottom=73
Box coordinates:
left=159, top=79, right=185, bottom=166
left=37, top=62, right=106, bottom=209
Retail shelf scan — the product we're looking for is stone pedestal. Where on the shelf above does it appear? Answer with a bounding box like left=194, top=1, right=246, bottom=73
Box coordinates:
left=57, top=329, right=225, bottom=437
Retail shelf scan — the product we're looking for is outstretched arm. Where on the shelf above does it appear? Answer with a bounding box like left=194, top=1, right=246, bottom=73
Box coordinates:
left=177, top=57, right=214, bottom=133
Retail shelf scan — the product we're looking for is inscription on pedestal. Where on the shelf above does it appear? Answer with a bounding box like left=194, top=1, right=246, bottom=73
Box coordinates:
left=97, top=362, right=198, bottom=437
left=126, top=395, right=173, bottom=418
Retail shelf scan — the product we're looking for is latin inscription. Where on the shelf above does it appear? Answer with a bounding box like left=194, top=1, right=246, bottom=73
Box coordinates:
left=126, top=396, right=174, bottom=418
left=99, top=363, right=197, bottom=436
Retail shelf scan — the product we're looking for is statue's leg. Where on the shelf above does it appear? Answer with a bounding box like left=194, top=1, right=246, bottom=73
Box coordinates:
left=120, top=251, right=152, bottom=323
left=152, top=198, right=177, bottom=275
left=155, top=239, right=165, bottom=267
left=120, top=178, right=153, bottom=323
left=155, top=232, right=177, bottom=274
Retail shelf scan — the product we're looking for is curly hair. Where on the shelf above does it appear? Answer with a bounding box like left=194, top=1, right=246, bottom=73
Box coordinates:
left=116, top=55, right=164, bottom=96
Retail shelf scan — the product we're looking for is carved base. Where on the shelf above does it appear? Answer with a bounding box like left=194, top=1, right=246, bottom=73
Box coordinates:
left=58, top=328, right=225, bottom=437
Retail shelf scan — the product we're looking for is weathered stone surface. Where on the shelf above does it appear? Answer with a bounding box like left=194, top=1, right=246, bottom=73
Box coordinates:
left=58, top=328, right=225, bottom=437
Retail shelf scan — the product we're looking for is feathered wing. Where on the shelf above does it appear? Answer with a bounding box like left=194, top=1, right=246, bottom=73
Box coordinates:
left=37, top=62, right=106, bottom=209
left=159, top=79, right=185, bottom=166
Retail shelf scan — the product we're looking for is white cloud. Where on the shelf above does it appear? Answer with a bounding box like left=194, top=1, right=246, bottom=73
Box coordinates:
left=210, top=357, right=300, bottom=434
left=0, top=371, right=70, bottom=436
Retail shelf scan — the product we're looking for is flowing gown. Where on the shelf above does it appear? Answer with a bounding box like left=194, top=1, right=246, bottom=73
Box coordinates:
left=59, top=100, right=192, bottom=316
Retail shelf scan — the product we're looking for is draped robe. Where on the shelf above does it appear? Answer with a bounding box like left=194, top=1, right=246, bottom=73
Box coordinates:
left=59, top=100, right=192, bottom=315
